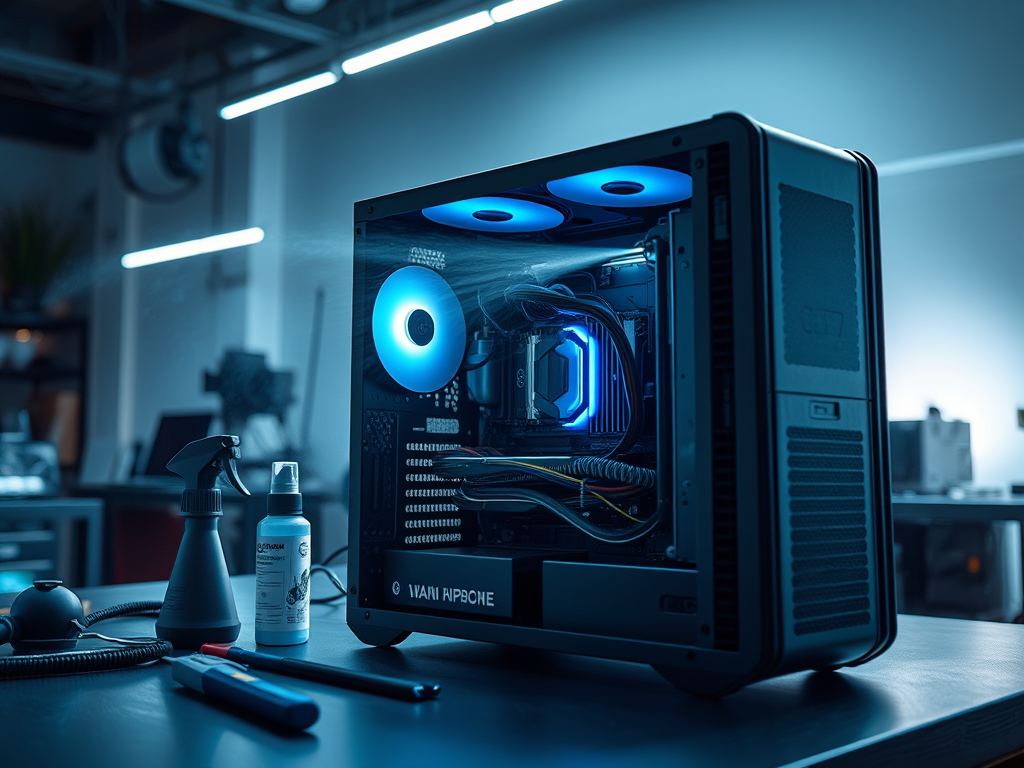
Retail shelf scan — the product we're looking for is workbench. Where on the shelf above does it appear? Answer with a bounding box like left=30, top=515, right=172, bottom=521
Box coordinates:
left=3, top=575, right=1024, bottom=767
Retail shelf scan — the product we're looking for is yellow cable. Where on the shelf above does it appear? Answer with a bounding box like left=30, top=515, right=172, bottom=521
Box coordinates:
left=589, top=491, right=643, bottom=522
left=504, top=460, right=580, bottom=484
left=503, top=460, right=642, bottom=522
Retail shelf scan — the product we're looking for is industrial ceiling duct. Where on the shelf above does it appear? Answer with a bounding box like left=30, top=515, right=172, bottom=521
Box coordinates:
left=119, top=102, right=209, bottom=200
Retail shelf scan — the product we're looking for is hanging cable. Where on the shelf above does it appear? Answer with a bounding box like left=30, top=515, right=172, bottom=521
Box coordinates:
left=310, top=565, right=347, bottom=604
left=320, top=545, right=349, bottom=566
left=457, top=487, right=660, bottom=544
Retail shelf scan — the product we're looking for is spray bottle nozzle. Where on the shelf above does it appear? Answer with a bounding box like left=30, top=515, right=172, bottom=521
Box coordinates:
left=167, top=435, right=250, bottom=497
left=270, top=461, right=299, bottom=494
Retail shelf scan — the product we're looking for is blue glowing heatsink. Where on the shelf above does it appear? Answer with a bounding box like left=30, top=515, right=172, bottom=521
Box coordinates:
left=371, top=266, right=466, bottom=393
left=422, top=196, right=564, bottom=233
left=546, top=165, right=692, bottom=208
left=564, top=326, right=597, bottom=430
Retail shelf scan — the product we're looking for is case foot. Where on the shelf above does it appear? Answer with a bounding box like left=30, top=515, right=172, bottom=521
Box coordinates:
left=652, top=664, right=740, bottom=698
left=351, top=625, right=411, bottom=648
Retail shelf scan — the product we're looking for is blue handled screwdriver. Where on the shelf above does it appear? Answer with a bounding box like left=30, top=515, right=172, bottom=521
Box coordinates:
left=166, top=654, right=320, bottom=731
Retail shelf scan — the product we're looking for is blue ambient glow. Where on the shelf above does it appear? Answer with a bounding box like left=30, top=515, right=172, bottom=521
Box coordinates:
left=422, top=196, right=564, bottom=233
left=565, top=326, right=597, bottom=429
left=546, top=166, right=693, bottom=208
left=371, top=266, right=466, bottom=393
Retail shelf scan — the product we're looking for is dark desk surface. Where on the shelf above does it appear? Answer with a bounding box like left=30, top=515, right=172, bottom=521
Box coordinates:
left=4, top=577, right=1024, bottom=768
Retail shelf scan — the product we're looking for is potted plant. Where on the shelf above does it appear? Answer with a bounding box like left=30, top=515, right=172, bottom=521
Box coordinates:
left=0, top=199, right=79, bottom=315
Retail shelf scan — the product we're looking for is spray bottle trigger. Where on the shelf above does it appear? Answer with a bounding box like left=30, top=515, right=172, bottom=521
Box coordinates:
left=168, top=435, right=243, bottom=490
left=222, top=456, right=250, bottom=497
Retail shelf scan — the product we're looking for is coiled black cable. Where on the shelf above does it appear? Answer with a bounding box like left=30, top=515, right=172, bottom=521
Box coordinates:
left=78, top=601, right=163, bottom=628
left=0, top=641, right=173, bottom=679
left=560, top=457, right=657, bottom=489
left=0, top=600, right=169, bottom=680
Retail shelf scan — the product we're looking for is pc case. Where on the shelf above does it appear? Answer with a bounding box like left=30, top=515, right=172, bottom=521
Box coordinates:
left=347, top=113, right=896, bottom=696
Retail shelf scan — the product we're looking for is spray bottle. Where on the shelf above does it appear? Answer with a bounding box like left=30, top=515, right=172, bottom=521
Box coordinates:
left=157, top=435, right=249, bottom=648
left=255, top=462, right=310, bottom=646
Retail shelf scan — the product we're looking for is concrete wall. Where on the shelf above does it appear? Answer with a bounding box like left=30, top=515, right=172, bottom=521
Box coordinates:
left=0, top=133, right=98, bottom=318
left=0, top=134, right=96, bottom=215
left=109, top=89, right=251, bottom=455
left=270, top=0, right=1024, bottom=487
left=883, top=154, right=1024, bottom=487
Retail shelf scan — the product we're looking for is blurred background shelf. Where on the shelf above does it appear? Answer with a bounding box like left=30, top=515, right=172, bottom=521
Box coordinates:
left=0, top=316, right=87, bottom=476
left=893, top=495, right=1024, bottom=623
left=0, top=497, right=102, bottom=590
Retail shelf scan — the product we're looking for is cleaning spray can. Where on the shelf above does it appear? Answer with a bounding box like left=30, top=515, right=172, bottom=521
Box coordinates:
left=255, top=462, right=310, bottom=646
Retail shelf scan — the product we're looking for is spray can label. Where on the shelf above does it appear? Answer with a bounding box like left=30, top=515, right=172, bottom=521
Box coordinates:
left=255, top=535, right=310, bottom=632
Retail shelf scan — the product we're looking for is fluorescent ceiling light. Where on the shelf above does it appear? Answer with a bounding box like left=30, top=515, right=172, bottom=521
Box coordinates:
left=490, top=0, right=563, bottom=23
left=342, top=11, right=494, bottom=75
left=122, top=227, right=265, bottom=269
left=219, top=71, right=339, bottom=120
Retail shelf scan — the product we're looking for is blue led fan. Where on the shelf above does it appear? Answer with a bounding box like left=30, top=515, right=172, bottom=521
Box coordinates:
left=371, top=266, right=467, bottom=393
left=546, top=165, right=692, bottom=208
left=422, top=196, right=564, bottom=233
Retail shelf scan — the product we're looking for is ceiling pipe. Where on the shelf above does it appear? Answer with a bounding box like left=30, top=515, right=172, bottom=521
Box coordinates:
left=156, top=0, right=343, bottom=45
left=0, top=0, right=524, bottom=114
left=0, top=47, right=173, bottom=99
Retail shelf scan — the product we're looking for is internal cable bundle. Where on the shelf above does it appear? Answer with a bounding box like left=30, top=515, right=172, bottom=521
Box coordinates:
left=440, top=279, right=660, bottom=543
left=435, top=449, right=657, bottom=544
left=440, top=280, right=660, bottom=543
left=559, top=456, right=656, bottom=489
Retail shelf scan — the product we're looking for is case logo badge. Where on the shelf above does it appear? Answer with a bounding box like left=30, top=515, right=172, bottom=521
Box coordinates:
left=801, top=307, right=844, bottom=337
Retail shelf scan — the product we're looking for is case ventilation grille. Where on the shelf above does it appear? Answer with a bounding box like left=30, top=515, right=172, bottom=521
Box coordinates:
left=363, top=410, right=397, bottom=541
left=402, top=440, right=463, bottom=547
left=779, top=184, right=859, bottom=371
left=787, top=426, right=871, bottom=635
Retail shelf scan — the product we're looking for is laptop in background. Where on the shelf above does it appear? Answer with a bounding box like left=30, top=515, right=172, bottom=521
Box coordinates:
left=140, top=413, right=214, bottom=478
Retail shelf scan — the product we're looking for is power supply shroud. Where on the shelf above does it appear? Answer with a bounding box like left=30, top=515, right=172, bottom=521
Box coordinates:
left=348, top=113, right=896, bottom=696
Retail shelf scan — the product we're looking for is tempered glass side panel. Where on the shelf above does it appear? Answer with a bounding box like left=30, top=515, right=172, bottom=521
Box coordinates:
left=354, top=151, right=700, bottom=622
